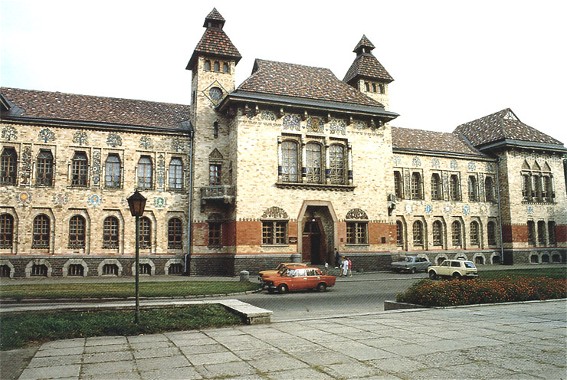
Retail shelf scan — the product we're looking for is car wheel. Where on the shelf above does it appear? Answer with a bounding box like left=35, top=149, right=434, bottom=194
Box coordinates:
left=452, top=273, right=462, bottom=280
left=277, top=284, right=288, bottom=293
left=267, top=288, right=275, bottom=294
left=428, top=271, right=437, bottom=280
left=411, top=267, right=416, bottom=274
left=317, top=283, right=327, bottom=292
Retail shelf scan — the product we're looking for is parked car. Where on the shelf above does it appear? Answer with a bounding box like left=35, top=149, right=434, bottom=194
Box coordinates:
left=262, top=267, right=336, bottom=293
left=258, top=262, right=308, bottom=281
left=427, top=260, right=478, bottom=280
left=391, top=256, right=431, bottom=273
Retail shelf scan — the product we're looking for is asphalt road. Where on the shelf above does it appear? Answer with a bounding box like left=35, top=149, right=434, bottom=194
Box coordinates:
left=237, top=272, right=424, bottom=321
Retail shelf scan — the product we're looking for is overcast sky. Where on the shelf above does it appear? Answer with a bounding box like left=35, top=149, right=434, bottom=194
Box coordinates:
left=1, top=0, right=565, bottom=144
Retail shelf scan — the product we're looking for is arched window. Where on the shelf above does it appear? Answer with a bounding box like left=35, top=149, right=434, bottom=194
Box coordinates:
left=0, top=147, right=17, bottom=185
left=71, top=151, right=88, bottom=187
left=222, top=62, right=229, bottom=73
left=204, top=60, right=211, bottom=71
left=431, top=173, right=442, bottom=200
left=394, top=171, right=403, bottom=199
left=411, top=172, right=423, bottom=200
left=487, top=221, right=497, bottom=245
left=412, top=221, right=424, bottom=246
left=396, top=220, right=404, bottom=247
left=522, top=174, right=531, bottom=201
left=69, top=215, right=86, bottom=249
left=485, top=176, right=495, bottom=202
left=469, top=221, right=480, bottom=246
left=32, top=214, right=50, bottom=248
left=537, top=221, right=547, bottom=246
left=137, top=156, right=153, bottom=189
left=103, top=216, right=119, bottom=249
left=468, top=176, right=478, bottom=201
left=548, top=221, right=557, bottom=246
left=432, top=220, right=443, bottom=246
left=36, top=150, right=54, bottom=186
left=450, top=175, right=460, bottom=201
left=305, top=142, right=322, bottom=183
left=168, top=158, right=183, bottom=190
left=527, top=221, right=536, bottom=246
left=168, top=218, right=183, bottom=249
left=0, top=214, right=14, bottom=249
left=105, top=154, right=121, bottom=188
left=281, top=140, right=299, bottom=183
left=139, top=217, right=151, bottom=249
left=451, top=221, right=462, bottom=247
left=213, top=61, right=220, bottom=72
left=329, top=144, right=346, bottom=185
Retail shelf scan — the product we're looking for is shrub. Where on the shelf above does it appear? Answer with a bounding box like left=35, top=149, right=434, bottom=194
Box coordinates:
left=396, top=277, right=567, bottom=307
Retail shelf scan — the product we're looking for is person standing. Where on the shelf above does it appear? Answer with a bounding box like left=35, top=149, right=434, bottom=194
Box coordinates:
left=334, top=248, right=341, bottom=268
left=347, top=257, right=353, bottom=277
left=341, top=257, right=349, bottom=277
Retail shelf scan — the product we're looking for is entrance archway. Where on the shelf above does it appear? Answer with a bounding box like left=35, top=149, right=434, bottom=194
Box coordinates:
left=298, top=202, right=337, bottom=265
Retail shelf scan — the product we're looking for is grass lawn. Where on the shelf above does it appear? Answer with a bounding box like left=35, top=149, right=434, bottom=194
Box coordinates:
left=479, top=266, right=566, bottom=280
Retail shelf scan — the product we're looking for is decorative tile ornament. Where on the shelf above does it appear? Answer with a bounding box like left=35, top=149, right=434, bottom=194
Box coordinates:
left=18, top=192, right=32, bottom=206
left=262, top=206, right=289, bottom=219
left=20, top=146, right=32, bottom=185
left=462, top=205, right=470, bottom=215
left=53, top=193, right=69, bottom=206
left=87, top=194, right=102, bottom=207
left=425, top=204, right=433, bottom=214
left=527, top=206, right=534, bottom=215
left=444, top=204, right=452, bottom=213
left=73, top=131, right=88, bottom=146
left=140, top=136, right=153, bottom=149
left=1, top=126, right=18, bottom=141
left=346, top=208, right=368, bottom=220
left=412, top=157, right=421, bottom=167
left=468, top=162, right=476, bottom=171
left=171, top=138, right=185, bottom=152
left=157, top=154, right=165, bottom=190
left=282, top=114, right=301, bottom=131
left=393, top=156, right=401, bottom=166
left=307, top=117, right=324, bottom=133
left=432, top=158, right=440, bottom=169
left=38, top=128, right=55, bottom=143
left=154, top=197, right=166, bottom=208
left=92, top=150, right=101, bottom=185
left=106, top=132, right=122, bottom=147
left=450, top=159, right=458, bottom=170
left=405, top=204, right=413, bottom=215
left=261, top=110, right=276, bottom=121
left=329, top=119, right=346, bottom=135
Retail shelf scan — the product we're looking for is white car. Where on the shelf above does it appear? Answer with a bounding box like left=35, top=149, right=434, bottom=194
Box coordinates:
left=428, top=260, right=478, bottom=280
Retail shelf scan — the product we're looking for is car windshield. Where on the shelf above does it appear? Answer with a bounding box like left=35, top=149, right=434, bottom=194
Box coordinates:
left=464, top=262, right=476, bottom=268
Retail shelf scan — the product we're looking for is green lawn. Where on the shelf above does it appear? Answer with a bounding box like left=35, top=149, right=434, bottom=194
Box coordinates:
left=479, top=266, right=567, bottom=280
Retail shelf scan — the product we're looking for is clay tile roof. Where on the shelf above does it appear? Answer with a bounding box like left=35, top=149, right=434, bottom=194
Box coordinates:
left=454, top=108, right=563, bottom=147
left=353, top=35, right=375, bottom=52
left=392, top=127, right=486, bottom=157
left=203, top=8, right=225, bottom=27
left=237, top=59, right=385, bottom=108
left=0, top=87, right=191, bottom=130
left=344, top=35, right=393, bottom=84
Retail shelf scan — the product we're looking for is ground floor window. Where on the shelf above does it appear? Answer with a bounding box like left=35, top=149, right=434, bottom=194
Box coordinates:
left=346, top=222, right=368, bottom=245
left=262, top=221, right=288, bottom=245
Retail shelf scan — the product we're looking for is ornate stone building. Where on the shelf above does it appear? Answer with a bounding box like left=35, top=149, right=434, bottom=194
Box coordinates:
left=1, top=8, right=565, bottom=277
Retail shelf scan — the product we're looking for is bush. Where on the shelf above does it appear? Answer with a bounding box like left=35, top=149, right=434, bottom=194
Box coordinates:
left=396, top=277, right=567, bottom=307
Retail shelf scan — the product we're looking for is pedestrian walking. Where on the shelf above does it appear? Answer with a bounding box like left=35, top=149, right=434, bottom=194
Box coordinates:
left=347, top=257, right=353, bottom=277
left=341, top=257, right=349, bottom=277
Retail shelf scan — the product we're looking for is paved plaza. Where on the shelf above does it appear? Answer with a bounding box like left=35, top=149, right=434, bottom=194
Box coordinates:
left=11, top=299, right=567, bottom=379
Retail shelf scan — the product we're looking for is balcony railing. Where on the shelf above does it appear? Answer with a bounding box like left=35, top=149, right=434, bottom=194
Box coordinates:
left=200, top=185, right=235, bottom=205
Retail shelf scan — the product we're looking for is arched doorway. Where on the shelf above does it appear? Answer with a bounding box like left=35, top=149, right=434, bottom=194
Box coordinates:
left=303, top=218, right=323, bottom=264
left=299, top=203, right=336, bottom=265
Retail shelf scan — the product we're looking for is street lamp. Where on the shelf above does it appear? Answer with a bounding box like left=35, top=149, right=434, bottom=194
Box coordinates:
left=127, top=190, right=147, bottom=324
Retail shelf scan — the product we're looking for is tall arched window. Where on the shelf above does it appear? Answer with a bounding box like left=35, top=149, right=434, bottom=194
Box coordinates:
left=281, top=141, right=299, bottom=183
left=139, top=217, right=152, bottom=249
left=0, top=147, right=17, bottom=185
left=69, top=215, right=86, bottom=249
left=450, top=175, right=460, bottom=201
left=411, top=172, right=423, bottom=200
left=32, top=214, right=50, bottom=248
left=485, top=176, right=495, bottom=202
left=468, top=176, right=478, bottom=201
left=431, top=173, right=442, bottom=200
left=204, top=60, right=211, bottom=71
left=71, top=151, right=88, bottom=187
left=222, top=62, right=230, bottom=73
left=36, top=150, right=54, bottom=186
left=305, top=143, right=322, bottom=183
left=451, top=221, right=462, bottom=247
left=137, top=156, right=153, bottom=189
left=103, top=216, right=119, bottom=249
left=0, top=214, right=14, bottom=249
left=329, top=145, right=346, bottom=185
left=394, top=171, right=403, bottom=199
left=432, top=220, right=443, bottom=246
left=168, top=158, right=184, bottom=190
left=168, top=218, right=183, bottom=249
left=396, top=220, right=404, bottom=247
left=537, top=221, right=547, bottom=246
left=105, top=154, right=121, bottom=188
left=487, top=221, right=497, bottom=245
left=412, top=221, right=424, bottom=246
left=469, top=221, right=480, bottom=246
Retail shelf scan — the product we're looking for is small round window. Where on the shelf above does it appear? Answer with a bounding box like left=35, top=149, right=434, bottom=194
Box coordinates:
left=209, top=87, right=223, bottom=101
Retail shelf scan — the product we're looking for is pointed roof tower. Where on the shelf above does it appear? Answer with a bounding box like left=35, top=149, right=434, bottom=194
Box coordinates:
left=186, top=8, right=242, bottom=70
left=343, top=35, right=393, bottom=85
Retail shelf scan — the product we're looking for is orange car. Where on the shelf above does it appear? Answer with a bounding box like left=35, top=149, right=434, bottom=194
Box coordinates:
left=262, top=267, right=336, bottom=293
left=258, top=262, right=307, bottom=280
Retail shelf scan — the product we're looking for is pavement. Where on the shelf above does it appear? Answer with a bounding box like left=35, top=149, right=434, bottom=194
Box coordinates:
left=1, top=299, right=565, bottom=380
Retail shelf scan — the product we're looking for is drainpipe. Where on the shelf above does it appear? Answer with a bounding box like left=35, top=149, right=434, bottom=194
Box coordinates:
left=495, top=156, right=505, bottom=265
left=185, top=121, right=195, bottom=275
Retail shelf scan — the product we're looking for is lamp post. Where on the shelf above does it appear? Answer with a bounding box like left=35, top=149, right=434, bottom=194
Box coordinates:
left=127, top=190, right=147, bottom=324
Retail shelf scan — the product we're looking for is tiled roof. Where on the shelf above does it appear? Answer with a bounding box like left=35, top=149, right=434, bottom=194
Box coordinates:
left=0, top=87, right=191, bottom=130
left=237, top=59, right=385, bottom=108
left=187, top=9, right=241, bottom=69
left=454, top=108, right=563, bottom=147
left=392, top=127, right=487, bottom=157
left=344, top=35, right=393, bottom=84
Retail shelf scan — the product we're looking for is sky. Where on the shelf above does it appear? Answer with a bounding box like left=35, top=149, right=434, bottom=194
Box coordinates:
left=1, top=0, right=566, bottom=144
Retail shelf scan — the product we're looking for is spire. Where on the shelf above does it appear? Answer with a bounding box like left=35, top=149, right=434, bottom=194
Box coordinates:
left=186, top=8, right=241, bottom=70
left=343, top=35, right=393, bottom=84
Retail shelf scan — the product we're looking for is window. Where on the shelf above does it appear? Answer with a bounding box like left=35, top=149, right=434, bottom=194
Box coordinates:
left=431, top=173, right=442, bottom=200
left=365, top=82, right=370, bottom=92
left=281, top=141, right=299, bottom=183
left=412, top=221, right=424, bottom=246
left=451, top=221, right=462, bottom=246
left=262, top=221, right=288, bottom=245
left=396, top=221, right=404, bottom=247
left=213, top=61, right=220, bottom=72
left=169, top=158, right=184, bottom=190
left=31, top=264, right=48, bottom=277
left=527, top=221, right=536, bottom=246
left=68, top=264, right=84, bottom=276
left=105, top=154, right=121, bottom=188
left=32, top=214, right=50, bottom=248
left=204, top=60, right=211, bottom=71
left=209, top=163, right=221, bottom=186
left=450, top=175, right=460, bottom=201
left=0, top=214, right=14, bottom=249
left=71, top=151, right=88, bottom=187
left=139, top=217, right=151, bottom=249
left=432, top=221, right=443, bottom=246
left=208, top=222, right=222, bottom=246
left=68, top=215, right=86, bottom=249
left=485, top=176, right=495, bottom=202
left=532, top=175, right=542, bottom=201
left=0, top=147, right=17, bottom=185
left=548, top=221, right=556, bottom=246
left=379, top=84, right=385, bottom=94
left=168, top=263, right=183, bottom=275
left=411, top=172, right=423, bottom=200
left=137, top=156, right=153, bottom=189
left=468, top=176, right=478, bottom=201
left=305, top=143, right=322, bottom=183
left=346, top=222, right=368, bottom=244
left=329, top=145, right=346, bottom=185
left=102, top=264, right=118, bottom=275
left=522, top=174, right=531, bottom=201
left=470, top=221, right=480, bottom=246
left=223, top=62, right=229, bottom=73
left=168, top=218, right=183, bottom=249
left=487, top=221, right=497, bottom=245
left=394, top=171, right=403, bottom=199
left=537, top=221, right=546, bottom=246
left=36, top=150, right=54, bottom=186
left=542, top=176, right=552, bottom=201
left=103, top=216, right=119, bottom=249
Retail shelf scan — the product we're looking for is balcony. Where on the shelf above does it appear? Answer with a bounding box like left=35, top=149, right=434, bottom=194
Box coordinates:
left=200, top=185, right=235, bottom=206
